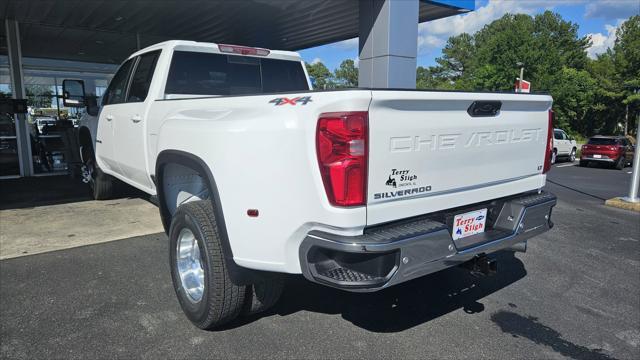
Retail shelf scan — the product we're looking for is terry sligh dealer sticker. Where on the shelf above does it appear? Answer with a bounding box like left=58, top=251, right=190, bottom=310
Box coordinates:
left=374, top=168, right=431, bottom=200
left=452, top=208, right=488, bottom=240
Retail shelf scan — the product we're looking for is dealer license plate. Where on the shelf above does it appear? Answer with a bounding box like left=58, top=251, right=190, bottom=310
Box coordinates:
left=452, top=208, right=488, bottom=240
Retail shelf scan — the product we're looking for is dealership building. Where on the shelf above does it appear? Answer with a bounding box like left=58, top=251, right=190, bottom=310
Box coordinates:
left=0, top=0, right=473, bottom=179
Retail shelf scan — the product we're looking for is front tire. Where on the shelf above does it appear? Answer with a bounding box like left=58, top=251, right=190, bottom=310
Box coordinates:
left=551, top=150, right=557, bottom=164
left=81, top=144, right=115, bottom=200
left=169, top=200, right=246, bottom=329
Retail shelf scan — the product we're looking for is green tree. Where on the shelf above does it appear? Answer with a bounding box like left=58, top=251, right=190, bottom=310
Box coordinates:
left=586, top=52, right=626, bottom=135
left=424, top=11, right=609, bottom=136
left=551, top=67, right=597, bottom=134
left=432, top=33, right=475, bottom=82
left=334, top=59, right=358, bottom=88
left=305, top=61, right=334, bottom=89
left=416, top=66, right=459, bottom=89
left=426, top=11, right=589, bottom=93
left=613, top=16, right=640, bottom=134
left=466, top=11, right=589, bottom=92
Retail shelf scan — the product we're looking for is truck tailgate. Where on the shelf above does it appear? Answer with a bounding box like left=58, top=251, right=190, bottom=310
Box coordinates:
left=366, top=90, right=552, bottom=225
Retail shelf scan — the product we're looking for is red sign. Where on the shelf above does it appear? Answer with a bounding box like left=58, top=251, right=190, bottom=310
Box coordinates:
left=515, top=79, right=531, bottom=93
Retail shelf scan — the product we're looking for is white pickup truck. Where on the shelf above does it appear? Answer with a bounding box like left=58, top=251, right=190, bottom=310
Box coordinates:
left=63, top=40, right=557, bottom=329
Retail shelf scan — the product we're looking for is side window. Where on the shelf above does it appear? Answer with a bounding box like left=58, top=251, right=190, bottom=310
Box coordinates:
left=561, top=131, right=568, bottom=140
left=127, top=51, right=161, bottom=102
left=554, top=130, right=563, bottom=140
left=103, top=59, right=134, bottom=106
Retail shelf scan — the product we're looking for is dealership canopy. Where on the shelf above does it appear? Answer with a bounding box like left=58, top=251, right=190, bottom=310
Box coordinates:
left=1, top=0, right=473, bottom=64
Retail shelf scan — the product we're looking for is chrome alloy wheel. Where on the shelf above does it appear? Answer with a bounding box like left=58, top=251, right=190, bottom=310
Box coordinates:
left=176, top=228, right=205, bottom=303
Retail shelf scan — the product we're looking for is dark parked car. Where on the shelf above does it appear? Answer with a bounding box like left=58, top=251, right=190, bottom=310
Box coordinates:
left=580, top=136, right=634, bottom=170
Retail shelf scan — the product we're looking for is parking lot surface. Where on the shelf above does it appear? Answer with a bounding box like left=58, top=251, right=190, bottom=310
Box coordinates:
left=1, top=163, right=639, bottom=359
left=0, top=177, right=163, bottom=260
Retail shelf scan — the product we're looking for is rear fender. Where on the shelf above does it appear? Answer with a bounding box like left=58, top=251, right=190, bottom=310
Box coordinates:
left=155, top=149, right=262, bottom=285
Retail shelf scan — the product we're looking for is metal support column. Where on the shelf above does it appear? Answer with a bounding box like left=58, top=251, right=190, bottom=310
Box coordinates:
left=5, top=18, right=32, bottom=177
left=358, top=0, right=419, bottom=89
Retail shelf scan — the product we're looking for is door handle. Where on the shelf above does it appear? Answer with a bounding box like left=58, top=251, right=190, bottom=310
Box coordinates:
left=105, top=115, right=113, bottom=121
left=131, top=115, right=142, bottom=123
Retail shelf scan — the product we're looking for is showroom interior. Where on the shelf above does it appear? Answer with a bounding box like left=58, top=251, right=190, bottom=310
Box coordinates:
left=0, top=0, right=473, bottom=179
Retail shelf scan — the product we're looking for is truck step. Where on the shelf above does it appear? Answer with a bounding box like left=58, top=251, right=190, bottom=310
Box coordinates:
left=318, top=267, right=381, bottom=283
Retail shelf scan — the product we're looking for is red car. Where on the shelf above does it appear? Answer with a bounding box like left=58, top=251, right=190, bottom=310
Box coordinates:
left=580, top=136, right=634, bottom=170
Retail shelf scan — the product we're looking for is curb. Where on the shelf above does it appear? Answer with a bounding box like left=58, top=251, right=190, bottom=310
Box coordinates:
left=604, top=197, right=640, bottom=212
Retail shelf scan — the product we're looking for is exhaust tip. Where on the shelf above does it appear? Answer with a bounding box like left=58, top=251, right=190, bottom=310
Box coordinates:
left=506, top=241, right=527, bottom=253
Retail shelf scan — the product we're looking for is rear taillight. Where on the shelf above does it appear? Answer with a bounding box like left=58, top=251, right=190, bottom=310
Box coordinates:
left=543, top=110, right=554, bottom=173
left=316, top=112, right=368, bottom=207
left=218, top=44, right=270, bottom=56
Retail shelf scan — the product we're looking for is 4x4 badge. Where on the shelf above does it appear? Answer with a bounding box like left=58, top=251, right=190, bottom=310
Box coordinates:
left=269, top=96, right=312, bottom=106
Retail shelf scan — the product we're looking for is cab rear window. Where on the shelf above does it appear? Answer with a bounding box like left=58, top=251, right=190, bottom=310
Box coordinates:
left=165, top=51, right=309, bottom=95
left=588, top=138, right=617, bottom=145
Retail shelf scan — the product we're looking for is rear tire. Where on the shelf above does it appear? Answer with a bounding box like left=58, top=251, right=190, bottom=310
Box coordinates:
left=579, top=160, right=588, bottom=167
left=242, top=274, right=284, bottom=316
left=569, top=148, right=576, bottom=162
left=169, top=200, right=246, bottom=329
left=551, top=150, right=557, bottom=164
left=615, top=156, right=625, bottom=170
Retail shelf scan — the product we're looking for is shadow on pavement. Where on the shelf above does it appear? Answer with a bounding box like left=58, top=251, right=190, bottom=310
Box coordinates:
left=491, top=310, right=617, bottom=360
left=232, top=251, right=527, bottom=333
left=0, top=175, right=149, bottom=210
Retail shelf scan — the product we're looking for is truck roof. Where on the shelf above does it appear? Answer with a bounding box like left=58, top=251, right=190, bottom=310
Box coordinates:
left=128, top=40, right=302, bottom=62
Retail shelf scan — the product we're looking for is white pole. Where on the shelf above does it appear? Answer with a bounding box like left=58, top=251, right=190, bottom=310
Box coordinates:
left=623, top=119, right=640, bottom=203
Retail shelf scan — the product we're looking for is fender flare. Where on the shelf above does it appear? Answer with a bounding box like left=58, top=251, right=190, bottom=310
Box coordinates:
left=155, top=149, right=260, bottom=285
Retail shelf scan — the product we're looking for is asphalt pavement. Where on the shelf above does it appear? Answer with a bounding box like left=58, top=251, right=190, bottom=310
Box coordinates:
left=1, top=162, right=639, bottom=359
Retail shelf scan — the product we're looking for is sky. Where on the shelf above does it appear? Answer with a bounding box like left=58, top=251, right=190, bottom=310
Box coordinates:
left=298, top=0, right=640, bottom=71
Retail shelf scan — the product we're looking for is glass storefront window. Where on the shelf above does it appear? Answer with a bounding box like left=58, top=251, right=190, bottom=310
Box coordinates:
left=0, top=55, right=21, bottom=177
left=24, top=69, right=113, bottom=175
left=25, top=75, right=68, bottom=174
left=1, top=53, right=115, bottom=177
left=0, top=112, right=20, bottom=177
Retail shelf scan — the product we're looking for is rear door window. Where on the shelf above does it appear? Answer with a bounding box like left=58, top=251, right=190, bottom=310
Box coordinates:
left=165, top=51, right=309, bottom=96
left=103, top=59, right=135, bottom=106
left=127, top=51, right=161, bottom=102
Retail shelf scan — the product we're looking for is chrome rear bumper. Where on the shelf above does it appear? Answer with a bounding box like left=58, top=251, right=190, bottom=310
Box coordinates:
left=299, top=191, right=556, bottom=291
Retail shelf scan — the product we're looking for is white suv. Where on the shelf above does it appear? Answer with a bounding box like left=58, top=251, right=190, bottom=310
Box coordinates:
left=552, top=128, right=577, bottom=163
